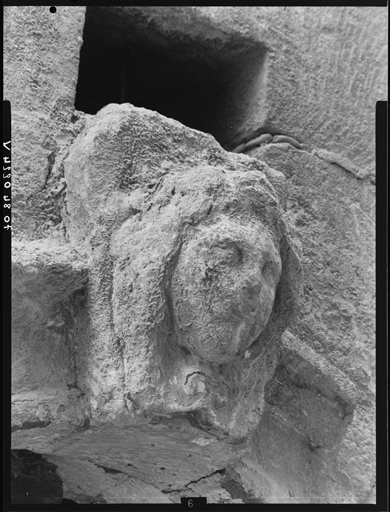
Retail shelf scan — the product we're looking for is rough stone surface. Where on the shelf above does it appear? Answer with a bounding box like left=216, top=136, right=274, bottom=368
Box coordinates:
left=12, top=421, right=251, bottom=504
left=63, top=103, right=302, bottom=438
left=246, top=144, right=375, bottom=392
left=246, top=141, right=375, bottom=503
left=6, top=5, right=379, bottom=505
left=4, top=6, right=86, bottom=239
left=12, top=238, right=90, bottom=431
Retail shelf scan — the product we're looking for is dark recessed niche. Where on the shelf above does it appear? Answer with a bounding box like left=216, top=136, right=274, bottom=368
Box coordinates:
left=75, top=7, right=267, bottom=149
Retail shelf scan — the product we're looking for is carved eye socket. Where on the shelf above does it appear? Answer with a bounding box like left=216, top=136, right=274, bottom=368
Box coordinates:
left=211, top=241, right=242, bottom=266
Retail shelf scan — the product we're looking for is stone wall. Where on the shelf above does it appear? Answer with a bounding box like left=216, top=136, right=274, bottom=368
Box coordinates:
left=6, top=6, right=384, bottom=504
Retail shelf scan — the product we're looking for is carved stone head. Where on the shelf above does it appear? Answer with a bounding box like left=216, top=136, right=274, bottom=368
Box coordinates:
left=65, top=104, right=302, bottom=437
left=110, top=166, right=301, bottom=437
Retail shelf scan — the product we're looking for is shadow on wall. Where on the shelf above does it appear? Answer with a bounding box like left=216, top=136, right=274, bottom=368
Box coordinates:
left=74, top=6, right=268, bottom=149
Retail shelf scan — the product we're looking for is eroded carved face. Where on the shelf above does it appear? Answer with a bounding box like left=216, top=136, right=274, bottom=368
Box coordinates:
left=108, top=164, right=301, bottom=436
left=172, top=217, right=282, bottom=364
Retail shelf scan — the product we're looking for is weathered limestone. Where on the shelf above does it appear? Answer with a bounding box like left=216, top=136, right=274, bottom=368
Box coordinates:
left=12, top=239, right=90, bottom=430
left=4, top=6, right=86, bottom=239
left=63, top=103, right=302, bottom=438
left=246, top=141, right=375, bottom=502
left=6, top=5, right=381, bottom=505
left=12, top=422, right=250, bottom=504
